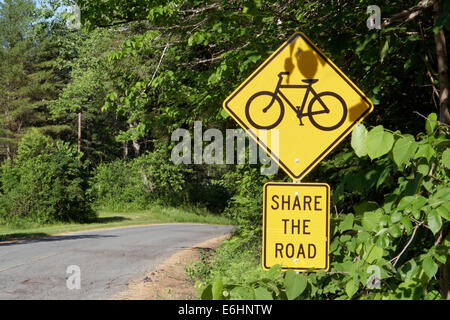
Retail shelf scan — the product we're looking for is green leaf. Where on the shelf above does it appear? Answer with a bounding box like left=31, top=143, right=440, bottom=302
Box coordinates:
left=414, top=144, right=436, bottom=162
left=380, top=39, right=389, bottom=63
left=436, top=205, right=450, bottom=221
left=230, top=286, right=255, bottom=300
left=433, top=187, right=450, bottom=202
left=411, top=209, right=421, bottom=220
left=362, top=209, right=383, bottom=232
left=425, top=290, right=442, bottom=300
left=376, top=229, right=390, bottom=247
left=211, top=279, right=223, bottom=300
left=390, top=210, right=402, bottom=223
left=220, top=108, right=230, bottom=119
left=339, top=213, right=354, bottom=232
left=400, top=216, right=413, bottom=235
left=434, top=251, right=448, bottom=264
left=356, top=33, right=377, bottom=54
left=422, top=256, right=439, bottom=279
left=427, top=210, right=443, bottom=235
left=284, top=270, right=307, bottom=300
left=388, top=224, right=401, bottom=238
left=370, top=96, right=380, bottom=105
left=354, top=201, right=378, bottom=215
left=397, top=196, right=415, bottom=211
left=399, top=259, right=420, bottom=281
left=376, top=166, right=391, bottom=189
left=351, top=123, right=368, bottom=157
left=412, top=196, right=427, bottom=210
left=358, top=231, right=370, bottom=242
left=364, top=244, right=384, bottom=263
left=392, top=136, right=418, bottom=167
left=417, top=163, right=430, bottom=176
left=394, top=280, right=424, bottom=299
left=425, top=113, right=438, bottom=134
left=201, top=284, right=213, bottom=300
left=442, top=148, right=450, bottom=169
left=345, top=278, right=359, bottom=298
left=264, top=264, right=282, bottom=281
left=423, top=180, right=434, bottom=193
left=366, top=125, right=394, bottom=160
left=254, top=287, right=273, bottom=300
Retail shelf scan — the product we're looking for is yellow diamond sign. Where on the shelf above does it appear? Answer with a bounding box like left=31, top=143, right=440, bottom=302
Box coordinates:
left=223, top=33, right=374, bottom=180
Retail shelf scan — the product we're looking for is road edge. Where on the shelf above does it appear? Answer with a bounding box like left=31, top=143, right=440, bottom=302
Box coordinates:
left=114, top=232, right=233, bottom=300
left=0, top=222, right=230, bottom=245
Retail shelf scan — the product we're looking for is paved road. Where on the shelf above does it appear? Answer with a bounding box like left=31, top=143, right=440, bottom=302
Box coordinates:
left=0, top=224, right=234, bottom=300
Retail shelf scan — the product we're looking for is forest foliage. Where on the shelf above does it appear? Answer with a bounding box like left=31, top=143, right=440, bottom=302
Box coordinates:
left=0, top=0, right=448, bottom=299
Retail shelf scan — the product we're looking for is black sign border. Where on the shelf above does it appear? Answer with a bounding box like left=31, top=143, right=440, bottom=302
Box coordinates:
left=263, top=182, right=330, bottom=271
left=223, top=32, right=373, bottom=180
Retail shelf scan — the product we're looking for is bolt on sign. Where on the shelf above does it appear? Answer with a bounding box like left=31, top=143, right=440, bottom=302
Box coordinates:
left=263, top=183, right=330, bottom=271
left=223, top=32, right=374, bottom=180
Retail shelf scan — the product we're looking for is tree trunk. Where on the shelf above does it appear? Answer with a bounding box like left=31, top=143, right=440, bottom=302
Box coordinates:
left=140, top=167, right=154, bottom=193
left=4, top=110, right=11, bottom=161
left=77, top=112, right=82, bottom=165
left=123, top=141, right=129, bottom=159
left=440, top=262, right=450, bottom=300
left=434, top=0, right=450, bottom=125
left=132, top=139, right=140, bottom=156
left=6, top=145, right=11, bottom=161
left=129, top=121, right=140, bottom=156
left=433, top=1, right=450, bottom=300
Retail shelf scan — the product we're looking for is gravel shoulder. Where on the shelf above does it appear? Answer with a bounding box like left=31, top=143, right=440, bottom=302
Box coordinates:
left=115, top=233, right=231, bottom=300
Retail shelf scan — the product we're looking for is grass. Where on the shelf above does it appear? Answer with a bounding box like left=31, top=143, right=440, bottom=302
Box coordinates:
left=185, top=230, right=262, bottom=286
left=0, top=205, right=233, bottom=242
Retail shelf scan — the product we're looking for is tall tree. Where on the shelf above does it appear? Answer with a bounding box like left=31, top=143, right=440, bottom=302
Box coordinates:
left=49, top=28, right=127, bottom=164
left=0, top=0, right=34, bottom=48
left=0, top=41, right=31, bottom=160
left=0, top=0, right=37, bottom=160
left=0, top=0, right=83, bottom=161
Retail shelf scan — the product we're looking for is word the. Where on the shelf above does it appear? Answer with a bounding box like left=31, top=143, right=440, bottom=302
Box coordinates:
left=281, top=219, right=311, bottom=235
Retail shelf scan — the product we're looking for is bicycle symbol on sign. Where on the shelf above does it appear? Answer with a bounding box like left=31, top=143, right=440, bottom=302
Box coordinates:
left=245, top=72, right=348, bottom=131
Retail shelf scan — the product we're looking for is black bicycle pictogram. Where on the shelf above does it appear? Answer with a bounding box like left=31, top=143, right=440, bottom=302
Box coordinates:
left=245, top=72, right=347, bottom=131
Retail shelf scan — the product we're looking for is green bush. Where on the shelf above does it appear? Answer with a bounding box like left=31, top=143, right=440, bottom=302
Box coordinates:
left=219, top=162, right=283, bottom=230
left=88, top=149, right=192, bottom=210
left=195, top=114, right=449, bottom=300
left=88, top=159, right=148, bottom=210
left=0, top=130, right=95, bottom=224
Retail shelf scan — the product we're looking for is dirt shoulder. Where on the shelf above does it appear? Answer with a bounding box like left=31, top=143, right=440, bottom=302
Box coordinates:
left=115, top=233, right=231, bottom=300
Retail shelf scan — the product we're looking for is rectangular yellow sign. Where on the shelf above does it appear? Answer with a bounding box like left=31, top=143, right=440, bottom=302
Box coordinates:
left=263, top=182, right=330, bottom=271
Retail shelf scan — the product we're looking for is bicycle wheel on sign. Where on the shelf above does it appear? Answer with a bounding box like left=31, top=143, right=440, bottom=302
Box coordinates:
left=308, top=92, right=347, bottom=131
left=245, top=91, right=285, bottom=130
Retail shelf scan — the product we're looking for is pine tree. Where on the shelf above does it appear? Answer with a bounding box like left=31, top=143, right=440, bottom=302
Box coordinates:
left=0, top=0, right=38, bottom=161
left=0, top=0, right=75, bottom=161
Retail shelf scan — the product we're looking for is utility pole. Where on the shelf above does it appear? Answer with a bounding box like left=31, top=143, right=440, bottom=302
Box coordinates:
left=77, top=112, right=82, bottom=164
